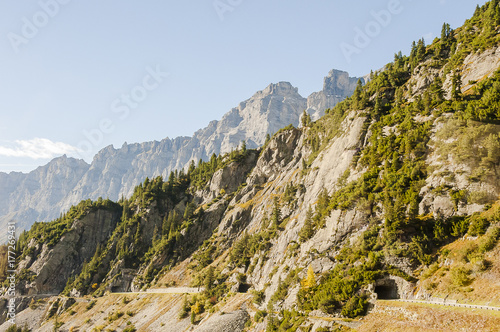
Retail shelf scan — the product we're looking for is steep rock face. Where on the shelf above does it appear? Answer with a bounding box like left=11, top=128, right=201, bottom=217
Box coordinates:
left=232, top=114, right=368, bottom=300
left=60, top=137, right=190, bottom=214
left=408, top=45, right=500, bottom=100
left=418, top=115, right=500, bottom=218
left=306, top=69, right=361, bottom=120
left=192, top=82, right=307, bottom=154
left=17, top=208, right=121, bottom=295
left=187, top=111, right=370, bottom=312
left=0, top=156, right=89, bottom=234
left=200, top=150, right=260, bottom=205
left=460, top=46, right=500, bottom=93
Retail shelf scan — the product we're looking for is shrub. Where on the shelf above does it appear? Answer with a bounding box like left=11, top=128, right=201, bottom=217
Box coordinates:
left=107, top=310, right=124, bottom=322
left=451, top=266, right=472, bottom=287
left=252, top=290, right=265, bottom=304
left=6, top=325, right=30, bottom=332
left=254, top=310, right=267, bottom=322
left=479, top=226, right=500, bottom=252
left=469, top=191, right=494, bottom=205
left=191, top=301, right=204, bottom=315
left=123, top=326, right=136, bottom=332
left=468, top=215, right=489, bottom=236
left=236, top=273, right=246, bottom=284
left=86, top=300, right=97, bottom=310
left=179, top=296, right=190, bottom=319
left=341, top=295, right=368, bottom=318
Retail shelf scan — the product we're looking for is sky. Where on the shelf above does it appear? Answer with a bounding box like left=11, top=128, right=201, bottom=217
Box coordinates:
left=0, top=0, right=487, bottom=173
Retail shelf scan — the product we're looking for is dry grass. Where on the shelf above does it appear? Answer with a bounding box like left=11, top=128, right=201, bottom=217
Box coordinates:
left=155, top=257, right=192, bottom=287
left=418, top=235, right=500, bottom=306
left=359, top=300, right=500, bottom=332
left=44, top=293, right=187, bottom=332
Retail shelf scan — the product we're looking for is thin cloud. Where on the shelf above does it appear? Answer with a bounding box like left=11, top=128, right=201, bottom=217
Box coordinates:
left=0, top=138, right=80, bottom=159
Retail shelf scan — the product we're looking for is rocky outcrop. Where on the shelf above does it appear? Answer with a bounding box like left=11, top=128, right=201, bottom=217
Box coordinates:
left=17, top=208, right=121, bottom=295
left=408, top=45, right=500, bottom=101
left=306, top=69, right=361, bottom=120
left=418, top=116, right=500, bottom=219
left=194, top=309, right=250, bottom=332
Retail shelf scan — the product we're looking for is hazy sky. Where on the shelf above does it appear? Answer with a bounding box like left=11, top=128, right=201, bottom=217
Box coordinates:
left=0, top=0, right=486, bottom=173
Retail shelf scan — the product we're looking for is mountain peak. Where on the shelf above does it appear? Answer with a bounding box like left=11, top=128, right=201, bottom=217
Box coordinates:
left=305, top=69, right=363, bottom=120
left=261, top=81, right=301, bottom=97
left=323, top=69, right=361, bottom=97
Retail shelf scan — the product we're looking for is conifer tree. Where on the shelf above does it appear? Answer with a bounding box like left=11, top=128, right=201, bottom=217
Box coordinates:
left=452, top=72, right=462, bottom=100
left=204, top=266, right=215, bottom=293
left=184, top=202, right=196, bottom=220
left=152, top=225, right=160, bottom=245
left=162, top=214, right=170, bottom=236
left=271, top=197, right=281, bottom=228
left=474, top=4, right=480, bottom=17
left=299, top=207, right=314, bottom=242
left=188, top=160, right=196, bottom=177
left=352, top=79, right=363, bottom=108
left=300, top=110, right=311, bottom=127
left=416, top=38, right=426, bottom=62
left=210, top=153, right=217, bottom=171
left=240, top=140, right=247, bottom=154
left=167, top=210, right=178, bottom=239
left=265, top=133, right=271, bottom=145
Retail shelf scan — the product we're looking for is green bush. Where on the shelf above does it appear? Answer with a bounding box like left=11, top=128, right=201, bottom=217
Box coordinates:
left=252, top=290, right=265, bottom=304
left=123, top=326, right=137, bottom=332
left=341, top=295, right=368, bottom=318
left=6, top=325, right=30, bottom=332
left=468, top=215, right=490, bottom=236
left=265, top=310, right=305, bottom=332
left=254, top=310, right=267, bottom=322
left=451, top=266, right=472, bottom=287
left=85, top=300, right=97, bottom=310
left=479, top=226, right=500, bottom=252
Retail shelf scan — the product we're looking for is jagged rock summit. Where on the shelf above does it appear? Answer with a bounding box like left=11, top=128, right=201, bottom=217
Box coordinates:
left=306, top=69, right=362, bottom=120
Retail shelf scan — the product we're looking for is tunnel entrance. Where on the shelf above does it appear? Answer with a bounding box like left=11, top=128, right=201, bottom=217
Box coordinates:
left=238, top=283, right=251, bottom=293
left=111, top=285, right=121, bottom=293
left=374, top=279, right=399, bottom=299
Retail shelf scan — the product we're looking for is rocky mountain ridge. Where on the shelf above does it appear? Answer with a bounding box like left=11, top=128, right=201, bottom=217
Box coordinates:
left=0, top=70, right=361, bottom=241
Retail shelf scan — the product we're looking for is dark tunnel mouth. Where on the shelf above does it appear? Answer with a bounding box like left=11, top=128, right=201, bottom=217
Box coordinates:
left=238, top=283, right=251, bottom=293
left=374, top=284, right=399, bottom=299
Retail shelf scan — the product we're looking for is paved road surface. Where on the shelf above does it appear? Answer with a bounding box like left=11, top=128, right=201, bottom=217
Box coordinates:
left=386, top=299, right=500, bottom=311
left=112, top=287, right=203, bottom=295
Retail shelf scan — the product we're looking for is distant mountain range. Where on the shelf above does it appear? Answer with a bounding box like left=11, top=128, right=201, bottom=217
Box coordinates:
left=0, top=69, right=361, bottom=238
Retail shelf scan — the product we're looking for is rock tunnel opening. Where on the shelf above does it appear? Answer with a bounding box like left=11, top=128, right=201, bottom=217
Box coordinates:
left=374, top=279, right=399, bottom=299
left=238, top=283, right=251, bottom=293
left=111, top=285, right=121, bottom=293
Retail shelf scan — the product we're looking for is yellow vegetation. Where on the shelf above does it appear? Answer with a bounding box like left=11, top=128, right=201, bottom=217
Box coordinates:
left=301, top=266, right=316, bottom=289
